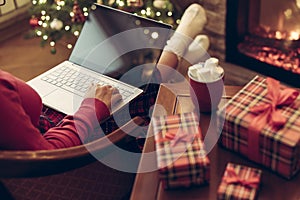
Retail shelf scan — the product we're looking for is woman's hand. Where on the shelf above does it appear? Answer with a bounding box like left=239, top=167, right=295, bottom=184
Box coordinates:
left=84, top=83, right=122, bottom=111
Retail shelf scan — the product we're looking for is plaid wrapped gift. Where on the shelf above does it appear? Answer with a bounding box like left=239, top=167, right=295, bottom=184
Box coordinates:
left=152, top=112, right=210, bottom=189
left=218, top=75, right=300, bottom=179
left=217, top=163, right=262, bottom=200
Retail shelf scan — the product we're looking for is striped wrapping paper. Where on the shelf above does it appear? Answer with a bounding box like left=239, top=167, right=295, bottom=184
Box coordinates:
left=152, top=112, right=210, bottom=189
left=218, top=76, right=300, bottom=179
left=217, top=163, right=262, bottom=200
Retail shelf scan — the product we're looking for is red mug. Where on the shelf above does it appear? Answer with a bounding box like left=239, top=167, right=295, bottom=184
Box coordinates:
left=188, top=71, right=224, bottom=113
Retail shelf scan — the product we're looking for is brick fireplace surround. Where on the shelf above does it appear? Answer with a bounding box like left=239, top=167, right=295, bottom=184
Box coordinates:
left=199, top=0, right=227, bottom=61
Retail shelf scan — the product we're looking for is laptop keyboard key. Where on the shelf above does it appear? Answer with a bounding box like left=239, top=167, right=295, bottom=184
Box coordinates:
left=41, top=65, right=135, bottom=99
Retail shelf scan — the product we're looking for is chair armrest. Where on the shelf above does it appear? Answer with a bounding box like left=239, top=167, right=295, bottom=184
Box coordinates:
left=0, top=116, right=146, bottom=178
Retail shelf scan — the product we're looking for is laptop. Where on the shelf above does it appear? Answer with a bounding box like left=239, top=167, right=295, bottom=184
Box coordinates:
left=27, top=3, right=172, bottom=115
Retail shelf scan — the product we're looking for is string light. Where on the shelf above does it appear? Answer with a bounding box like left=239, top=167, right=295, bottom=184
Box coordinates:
left=144, top=29, right=150, bottom=34
left=42, top=35, right=48, bottom=40
left=28, top=0, right=179, bottom=53
left=151, top=32, right=159, bottom=39
left=146, top=7, right=152, bottom=16
left=83, top=7, right=89, bottom=17
left=116, top=0, right=125, bottom=7
left=36, top=30, right=42, bottom=36
left=57, top=1, right=65, bottom=6
left=39, top=0, right=47, bottom=4
left=65, top=25, right=70, bottom=31
left=135, top=19, right=141, bottom=26
left=74, top=31, right=79, bottom=36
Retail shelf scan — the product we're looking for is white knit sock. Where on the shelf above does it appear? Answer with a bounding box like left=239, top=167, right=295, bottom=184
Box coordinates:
left=183, top=34, right=210, bottom=64
left=176, top=3, right=207, bottom=39
left=162, top=3, right=207, bottom=58
left=163, top=32, right=193, bottom=57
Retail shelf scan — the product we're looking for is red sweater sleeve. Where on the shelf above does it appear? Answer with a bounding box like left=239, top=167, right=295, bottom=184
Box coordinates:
left=43, top=99, right=110, bottom=149
left=0, top=71, right=110, bottom=150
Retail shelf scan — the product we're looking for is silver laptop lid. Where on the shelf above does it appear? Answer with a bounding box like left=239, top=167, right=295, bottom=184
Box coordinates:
left=69, top=3, right=172, bottom=89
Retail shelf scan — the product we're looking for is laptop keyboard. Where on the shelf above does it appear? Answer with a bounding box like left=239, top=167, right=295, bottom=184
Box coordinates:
left=41, top=65, right=134, bottom=99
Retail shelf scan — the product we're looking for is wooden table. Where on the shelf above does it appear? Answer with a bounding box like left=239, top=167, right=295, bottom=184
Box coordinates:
left=130, top=82, right=300, bottom=200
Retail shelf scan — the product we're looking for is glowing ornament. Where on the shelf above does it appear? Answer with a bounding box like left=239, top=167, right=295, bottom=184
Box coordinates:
left=165, top=17, right=174, bottom=25
left=108, top=0, right=115, bottom=5
left=55, top=0, right=65, bottom=6
left=51, top=47, right=56, bottom=54
left=72, top=0, right=86, bottom=23
left=29, top=17, right=39, bottom=28
left=127, top=0, right=143, bottom=7
left=153, top=0, right=167, bottom=9
left=50, top=18, right=63, bottom=30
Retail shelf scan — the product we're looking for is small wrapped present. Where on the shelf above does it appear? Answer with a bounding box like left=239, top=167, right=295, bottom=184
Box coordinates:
left=218, top=76, right=300, bottom=179
left=217, top=163, right=262, bottom=200
left=152, top=112, right=210, bottom=189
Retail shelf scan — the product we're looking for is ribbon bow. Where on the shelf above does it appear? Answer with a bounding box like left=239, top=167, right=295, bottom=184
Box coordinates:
left=248, top=77, right=299, bottom=162
left=156, top=128, right=199, bottom=147
left=224, top=167, right=260, bottom=189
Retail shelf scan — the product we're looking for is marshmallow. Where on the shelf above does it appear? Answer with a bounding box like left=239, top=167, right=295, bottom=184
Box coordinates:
left=188, top=63, right=203, bottom=78
left=188, top=57, right=224, bottom=82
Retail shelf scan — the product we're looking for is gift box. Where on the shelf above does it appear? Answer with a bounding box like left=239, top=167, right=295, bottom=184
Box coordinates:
left=152, top=112, right=210, bottom=189
left=218, top=76, right=300, bottom=179
left=217, top=163, right=262, bottom=200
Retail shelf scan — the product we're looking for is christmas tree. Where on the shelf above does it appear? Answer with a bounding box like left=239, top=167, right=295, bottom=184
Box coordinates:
left=27, top=0, right=180, bottom=54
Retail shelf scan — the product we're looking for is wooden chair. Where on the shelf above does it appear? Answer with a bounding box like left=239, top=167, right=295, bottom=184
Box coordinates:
left=0, top=116, right=146, bottom=178
left=0, top=116, right=146, bottom=200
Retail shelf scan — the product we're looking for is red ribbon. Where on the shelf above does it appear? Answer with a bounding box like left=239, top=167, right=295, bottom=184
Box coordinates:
left=224, top=167, right=260, bottom=189
left=156, top=129, right=199, bottom=146
left=248, top=77, right=299, bottom=162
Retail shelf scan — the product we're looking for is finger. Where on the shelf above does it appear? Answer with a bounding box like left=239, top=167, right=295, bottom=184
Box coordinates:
left=111, top=93, right=122, bottom=105
left=112, top=87, right=120, bottom=94
left=100, top=85, right=114, bottom=91
left=104, top=84, right=113, bottom=88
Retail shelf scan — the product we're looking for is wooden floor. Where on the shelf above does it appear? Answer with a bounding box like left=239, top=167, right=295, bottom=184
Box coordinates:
left=0, top=31, right=72, bottom=82
left=0, top=30, right=259, bottom=86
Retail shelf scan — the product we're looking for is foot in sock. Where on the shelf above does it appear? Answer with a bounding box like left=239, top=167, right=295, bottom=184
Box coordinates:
left=183, top=34, right=210, bottom=65
left=163, top=4, right=207, bottom=58
left=176, top=35, right=210, bottom=78
left=176, top=3, right=207, bottom=39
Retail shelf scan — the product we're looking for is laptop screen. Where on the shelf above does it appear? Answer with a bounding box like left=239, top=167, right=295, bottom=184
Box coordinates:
left=69, top=4, right=172, bottom=88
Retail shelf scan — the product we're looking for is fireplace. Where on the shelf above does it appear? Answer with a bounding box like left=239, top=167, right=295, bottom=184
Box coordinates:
left=226, top=0, right=300, bottom=87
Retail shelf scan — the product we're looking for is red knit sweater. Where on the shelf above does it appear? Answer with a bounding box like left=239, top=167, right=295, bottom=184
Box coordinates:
left=0, top=70, right=110, bottom=150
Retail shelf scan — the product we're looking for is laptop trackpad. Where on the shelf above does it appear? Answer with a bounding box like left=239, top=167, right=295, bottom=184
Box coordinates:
left=43, top=90, right=83, bottom=115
